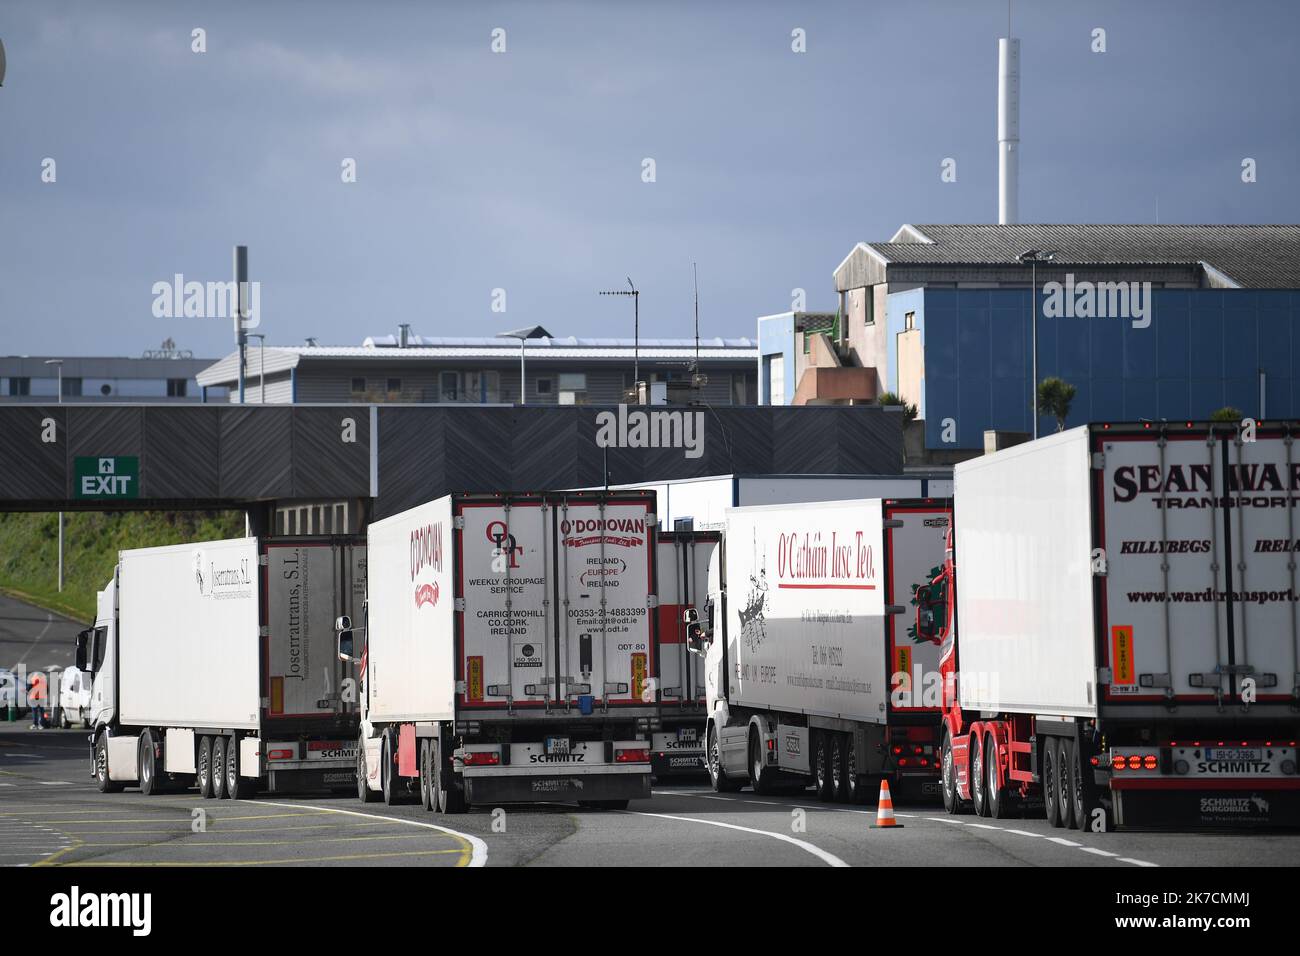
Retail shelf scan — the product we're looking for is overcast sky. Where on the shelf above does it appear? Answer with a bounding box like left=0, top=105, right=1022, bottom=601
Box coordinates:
left=2, top=0, right=1297, bottom=358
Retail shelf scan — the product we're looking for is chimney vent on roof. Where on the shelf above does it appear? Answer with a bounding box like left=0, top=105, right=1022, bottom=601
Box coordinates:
left=398, top=324, right=411, bottom=348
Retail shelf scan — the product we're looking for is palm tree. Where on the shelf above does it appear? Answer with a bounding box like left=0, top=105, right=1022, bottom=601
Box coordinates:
left=876, top=391, right=918, bottom=424
left=1036, top=377, right=1076, bottom=432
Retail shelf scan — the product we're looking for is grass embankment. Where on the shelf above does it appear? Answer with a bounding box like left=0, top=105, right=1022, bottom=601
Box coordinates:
left=0, top=511, right=245, bottom=623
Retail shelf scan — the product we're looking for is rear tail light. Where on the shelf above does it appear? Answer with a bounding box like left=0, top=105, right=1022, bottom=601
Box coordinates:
left=892, top=745, right=903, bottom=756
left=1143, top=754, right=1158, bottom=770
left=898, top=757, right=909, bottom=767
left=462, top=751, right=500, bottom=767
left=766, top=738, right=775, bottom=751
left=1127, top=755, right=1142, bottom=769
left=1111, top=754, right=1125, bottom=770
left=267, top=749, right=294, bottom=761
left=615, top=748, right=650, bottom=763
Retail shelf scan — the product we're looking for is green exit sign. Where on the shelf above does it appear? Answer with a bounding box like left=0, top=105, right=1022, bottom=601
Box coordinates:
left=74, top=456, right=140, bottom=499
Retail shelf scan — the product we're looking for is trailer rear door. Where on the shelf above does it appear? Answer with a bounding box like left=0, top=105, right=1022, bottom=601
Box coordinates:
left=1097, top=426, right=1299, bottom=706
left=656, top=533, right=718, bottom=705
left=883, top=502, right=951, bottom=714
left=556, top=496, right=657, bottom=706
left=265, top=540, right=365, bottom=719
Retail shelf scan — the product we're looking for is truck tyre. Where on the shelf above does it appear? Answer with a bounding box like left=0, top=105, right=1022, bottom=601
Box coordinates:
left=419, top=740, right=434, bottom=811
left=1069, top=739, right=1100, bottom=831
left=196, top=736, right=213, bottom=799
left=830, top=735, right=850, bottom=802
left=748, top=728, right=773, bottom=795
left=1041, top=736, right=1061, bottom=826
left=138, top=730, right=159, bottom=796
left=969, top=732, right=987, bottom=816
left=94, top=732, right=124, bottom=793
left=381, top=731, right=404, bottom=806
left=813, top=733, right=834, bottom=801
left=844, top=737, right=869, bottom=804
left=211, top=735, right=228, bottom=799
left=357, top=734, right=378, bottom=803
left=225, top=735, right=252, bottom=799
left=984, top=735, right=1007, bottom=819
left=1056, top=738, right=1076, bottom=829
left=433, top=741, right=468, bottom=814
left=941, top=732, right=960, bottom=814
left=707, top=725, right=742, bottom=793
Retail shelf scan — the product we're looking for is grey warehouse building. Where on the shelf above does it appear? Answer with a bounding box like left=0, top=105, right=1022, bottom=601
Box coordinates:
left=196, top=333, right=759, bottom=406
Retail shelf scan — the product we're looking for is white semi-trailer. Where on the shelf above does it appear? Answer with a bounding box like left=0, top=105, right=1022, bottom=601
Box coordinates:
left=926, top=423, right=1300, bottom=828
left=78, top=537, right=365, bottom=798
left=700, top=498, right=951, bottom=802
left=341, top=491, right=655, bottom=811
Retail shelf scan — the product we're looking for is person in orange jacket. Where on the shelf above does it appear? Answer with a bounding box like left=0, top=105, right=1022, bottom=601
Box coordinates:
left=28, top=672, right=48, bottom=730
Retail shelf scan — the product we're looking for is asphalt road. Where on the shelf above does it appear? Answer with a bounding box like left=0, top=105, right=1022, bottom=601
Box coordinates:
left=2, top=593, right=1298, bottom=867
left=0, top=590, right=80, bottom=674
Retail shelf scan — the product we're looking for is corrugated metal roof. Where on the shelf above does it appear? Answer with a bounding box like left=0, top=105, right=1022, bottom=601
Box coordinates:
left=197, top=338, right=757, bottom=387
left=854, top=224, right=1300, bottom=288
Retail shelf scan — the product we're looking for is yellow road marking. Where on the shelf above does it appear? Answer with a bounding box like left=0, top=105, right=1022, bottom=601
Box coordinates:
left=76, top=832, right=466, bottom=847
left=53, top=848, right=465, bottom=866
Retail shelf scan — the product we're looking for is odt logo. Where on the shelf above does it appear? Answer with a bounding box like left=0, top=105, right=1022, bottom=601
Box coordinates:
left=594, top=405, right=704, bottom=460
left=1041, top=274, right=1151, bottom=329
left=151, top=274, right=260, bottom=328
left=49, top=886, right=151, bottom=937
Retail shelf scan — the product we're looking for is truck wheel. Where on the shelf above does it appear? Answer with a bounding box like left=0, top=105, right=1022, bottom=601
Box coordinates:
left=844, top=737, right=869, bottom=804
left=830, top=735, right=850, bottom=802
left=138, top=730, right=159, bottom=796
left=225, top=735, right=252, bottom=799
left=1069, top=740, right=1100, bottom=831
left=196, top=736, right=213, bottom=799
left=941, top=732, right=966, bottom=814
left=434, top=742, right=467, bottom=814
left=748, top=728, right=772, bottom=795
left=969, top=733, right=987, bottom=816
left=1042, top=736, right=1061, bottom=827
left=707, top=725, right=742, bottom=793
left=1056, top=738, right=1076, bottom=829
left=813, top=733, right=834, bottom=801
left=94, top=732, right=123, bottom=793
left=984, top=735, right=1007, bottom=819
left=357, top=734, right=378, bottom=803
left=381, top=731, right=404, bottom=806
left=211, top=735, right=228, bottom=799
left=419, top=740, right=434, bottom=811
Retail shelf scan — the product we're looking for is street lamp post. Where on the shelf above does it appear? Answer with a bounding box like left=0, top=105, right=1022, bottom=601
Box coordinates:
left=599, top=279, right=640, bottom=399
left=495, top=326, right=552, bottom=405
left=44, top=359, right=64, bottom=592
left=1017, top=249, right=1056, bottom=439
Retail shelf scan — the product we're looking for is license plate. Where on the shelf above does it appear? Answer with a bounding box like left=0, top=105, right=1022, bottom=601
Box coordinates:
left=1206, top=747, right=1261, bottom=762
left=545, top=736, right=570, bottom=756
left=677, top=727, right=698, bottom=743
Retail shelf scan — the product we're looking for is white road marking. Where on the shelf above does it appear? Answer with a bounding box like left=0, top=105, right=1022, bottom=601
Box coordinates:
left=1080, top=847, right=1119, bottom=858
left=15, top=613, right=55, bottom=667
left=1004, top=828, right=1041, bottom=837
left=1047, top=836, right=1081, bottom=846
left=1119, top=857, right=1159, bottom=868
left=256, top=800, right=487, bottom=867
left=623, top=809, right=849, bottom=867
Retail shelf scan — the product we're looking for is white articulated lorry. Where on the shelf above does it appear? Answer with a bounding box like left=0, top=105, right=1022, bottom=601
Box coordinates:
left=341, top=491, right=656, bottom=811
left=699, top=497, right=951, bottom=802
left=77, top=537, right=365, bottom=798
left=925, top=423, right=1300, bottom=829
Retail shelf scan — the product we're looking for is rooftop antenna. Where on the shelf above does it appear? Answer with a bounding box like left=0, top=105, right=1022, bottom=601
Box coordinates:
left=998, top=2, right=1020, bottom=224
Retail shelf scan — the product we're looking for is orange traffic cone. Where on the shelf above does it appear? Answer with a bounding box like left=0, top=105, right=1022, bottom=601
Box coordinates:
left=871, top=778, right=903, bottom=828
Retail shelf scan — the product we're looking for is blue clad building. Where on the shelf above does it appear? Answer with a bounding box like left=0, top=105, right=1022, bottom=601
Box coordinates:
left=759, top=224, right=1300, bottom=452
